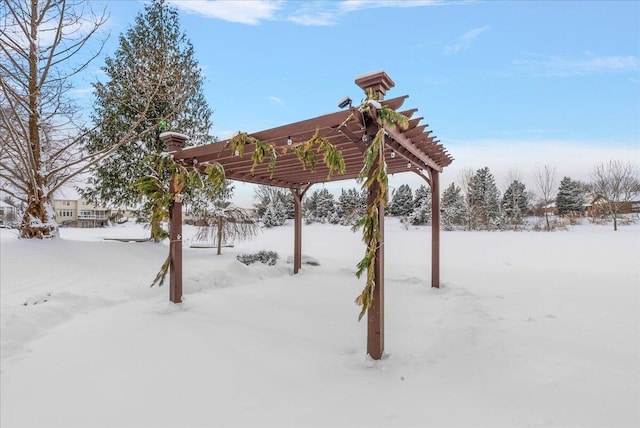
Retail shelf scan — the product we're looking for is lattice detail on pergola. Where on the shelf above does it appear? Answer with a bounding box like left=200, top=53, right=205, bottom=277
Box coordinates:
left=173, top=93, right=452, bottom=189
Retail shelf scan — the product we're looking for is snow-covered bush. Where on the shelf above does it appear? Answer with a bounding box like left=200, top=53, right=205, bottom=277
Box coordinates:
left=236, top=251, right=279, bottom=266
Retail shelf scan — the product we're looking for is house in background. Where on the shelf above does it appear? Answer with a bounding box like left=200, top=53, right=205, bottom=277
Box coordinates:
left=0, top=200, right=18, bottom=227
left=52, top=198, right=112, bottom=228
left=586, top=192, right=640, bottom=217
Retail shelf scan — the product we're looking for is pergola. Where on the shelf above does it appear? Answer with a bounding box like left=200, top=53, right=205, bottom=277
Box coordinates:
left=160, top=71, right=453, bottom=359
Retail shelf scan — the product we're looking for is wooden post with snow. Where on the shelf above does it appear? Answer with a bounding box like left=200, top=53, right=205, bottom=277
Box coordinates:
left=355, top=71, right=395, bottom=360
left=431, top=169, right=440, bottom=288
left=292, top=186, right=310, bottom=274
left=160, top=132, right=187, bottom=303
left=293, top=188, right=303, bottom=274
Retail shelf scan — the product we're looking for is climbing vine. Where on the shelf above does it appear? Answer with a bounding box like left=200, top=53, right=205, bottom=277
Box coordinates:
left=227, top=132, right=278, bottom=178
left=290, top=130, right=346, bottom=179
left=350, top=90, right=409, bottom=320
left=136, top=153, right=225, bottom=287
left=229, top=130, right=346, bottom=181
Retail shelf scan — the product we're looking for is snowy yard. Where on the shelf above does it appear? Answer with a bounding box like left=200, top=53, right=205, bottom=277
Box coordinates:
left=1, top=219, right=639, bottom=428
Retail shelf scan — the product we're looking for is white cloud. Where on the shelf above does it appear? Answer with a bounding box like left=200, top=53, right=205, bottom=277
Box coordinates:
left=167, top=0, right=447, bottom=26
left=70, top=87, right=94, bottom=96
left=168, top=0, right=281, bottom=25
left=444, top=26, right=490, bottom=54
left=514, top=53, right=639, bottom=77
left=288, top=0, right=444, bottom=26
left=288, top=11, right=337, bottom=26
left=338, top=0, right=442, bottom=13
left=268, top=96, right=284, bottom=105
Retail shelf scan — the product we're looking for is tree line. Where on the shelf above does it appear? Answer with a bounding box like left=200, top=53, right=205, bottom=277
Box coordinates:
left=254, top=160, right=639, bottom=232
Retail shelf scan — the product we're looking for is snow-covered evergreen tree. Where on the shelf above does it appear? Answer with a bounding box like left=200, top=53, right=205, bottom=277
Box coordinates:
left=254, top=186, right=294, bottom=220
left=81, top=0, right=214, bottom=241
left=388, top=184, right=414, bottom=216
left=502, top=180, right=529, bottom=227
left=304, top=188, right=336, bottom=223
left=317, top=189, right=337, bottom=223
left=408, top=184, right=431, bottom=225
left=441, top=183, right=467, bottom=230
left=336, top=188, right=366, bottom=225
left=556, top=177, right=585, bottom=216
left=262, top=201, right=286, bottom=227
left=468, top=167, right=501, bottom=229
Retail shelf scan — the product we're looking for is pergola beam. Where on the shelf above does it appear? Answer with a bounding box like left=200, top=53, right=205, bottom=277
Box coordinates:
left=382, top=123, right=443, bottom=173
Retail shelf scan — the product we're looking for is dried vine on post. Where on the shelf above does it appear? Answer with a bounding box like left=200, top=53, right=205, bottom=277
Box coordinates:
left=136, top=153, right=225, bottom=287
left=351, top=92, right=409, bottom=320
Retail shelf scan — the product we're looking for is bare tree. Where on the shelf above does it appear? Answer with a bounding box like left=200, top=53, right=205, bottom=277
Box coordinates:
left=0, top=1, right=106, bottom=237
left=457, top=167, right=474, bottom=230
left=194, top=207, right=260, bottom=255
left=533, top=164, right=557, bottom=230
left=0, top=0, right=176, bottom=238
left=591, top=160, right=640, bottom=231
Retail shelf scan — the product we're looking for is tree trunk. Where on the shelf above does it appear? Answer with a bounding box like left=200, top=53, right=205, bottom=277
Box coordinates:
left=19, top=0, right=57, bottom=240
left=20, top=188, right=57, bottom=239
left=545, top=211, right=550, bottom=230
left=217, top=216, right=223, bottom=255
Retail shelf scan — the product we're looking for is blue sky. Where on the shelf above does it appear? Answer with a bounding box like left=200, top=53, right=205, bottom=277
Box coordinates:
left=81, top=0, right=639, bottom=203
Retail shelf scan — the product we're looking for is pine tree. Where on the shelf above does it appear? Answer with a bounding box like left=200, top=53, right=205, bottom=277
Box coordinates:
left=441, top=183, right=467, bottom=230
left=556, top=176, right=585, bottom=216
left=388, top=184, right=414, bottom=216
left=304, top=188, right=336, bottom=223
left=336, top=188, right=366, bottom=226
left=81, top=0, right=213, bottom=241
left=315, top=188, right=336, bottom=222
left=254, top=186, right=294, bottom=219
left=408, top=184, right=432, bottom=225
left=502, top=180, right=529, bottom=227
left=262, top=201, right=286, bottom=227
left=468, top=167, right=501, bottom=230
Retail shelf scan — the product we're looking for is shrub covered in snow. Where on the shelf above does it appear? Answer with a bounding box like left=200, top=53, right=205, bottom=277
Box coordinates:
left=236, top=250, right=279, bottom=266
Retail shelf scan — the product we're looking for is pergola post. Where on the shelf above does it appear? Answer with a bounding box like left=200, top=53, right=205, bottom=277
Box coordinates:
left=356, top=71, right=395, bottom=360
left=160, top=132, right=188, bottom=303
left=431, top=168, right=440, bottom=288
left=293, top=188, right=304, bottom=274
left=367, top=179, right=385, bottom=360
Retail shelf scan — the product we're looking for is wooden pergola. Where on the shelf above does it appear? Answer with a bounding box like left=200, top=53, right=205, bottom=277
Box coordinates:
left=160, top=71, right=453, bottom=359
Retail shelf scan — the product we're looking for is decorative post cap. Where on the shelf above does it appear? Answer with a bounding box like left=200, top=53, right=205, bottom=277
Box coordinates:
left=160, top=131, right=189, bottom=153
left=355, top=70, right=395, bottom=100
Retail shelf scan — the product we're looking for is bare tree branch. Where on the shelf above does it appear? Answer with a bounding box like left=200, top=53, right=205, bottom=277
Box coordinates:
left=533, top=164, right=557, bottom=230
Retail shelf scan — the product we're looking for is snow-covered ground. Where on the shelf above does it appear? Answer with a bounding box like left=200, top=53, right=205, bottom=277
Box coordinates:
left=1, top=219, right=639, bottom=428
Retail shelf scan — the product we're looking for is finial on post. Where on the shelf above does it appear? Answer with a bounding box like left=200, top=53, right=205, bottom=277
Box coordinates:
left=355, top=71, right=395, bottom=101
left=160, top=131, right=189, bottom=153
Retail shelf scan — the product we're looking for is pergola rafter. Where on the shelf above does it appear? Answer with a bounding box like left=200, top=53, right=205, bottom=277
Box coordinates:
left=162, top=71, right=453, bottom=360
